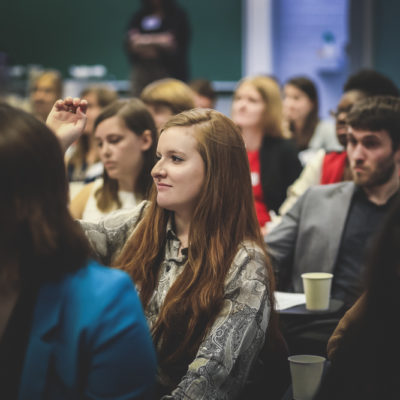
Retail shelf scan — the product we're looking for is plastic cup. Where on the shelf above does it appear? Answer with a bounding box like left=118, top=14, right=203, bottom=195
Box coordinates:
left=288, top=354, right=326, bottom=400
left=301, top=272, right=333, bottom=311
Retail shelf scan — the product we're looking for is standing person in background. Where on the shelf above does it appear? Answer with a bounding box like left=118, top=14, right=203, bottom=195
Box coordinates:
left=70, top=99, right=157, bottom=222
left=231, top=75, right=302, bottom=233
left=0, top=103, right=156, bottom=399
left=283, top=76, right=341, bottom=165
left=66, top=85, right=118, bottom=188
left=189, top=78, right=217, bottom=109
left=141, top=78, right=195, bottom=133
left=29, top=70, right=62, bottom=122
left=126, top=0, right=191, bottom=96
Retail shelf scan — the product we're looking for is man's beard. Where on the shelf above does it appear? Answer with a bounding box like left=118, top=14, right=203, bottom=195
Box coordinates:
left=353, top=155, right=396, bottom=188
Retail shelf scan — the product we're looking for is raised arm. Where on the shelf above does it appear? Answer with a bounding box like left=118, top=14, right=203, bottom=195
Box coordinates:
left=46, top=97, right=88, bottom=152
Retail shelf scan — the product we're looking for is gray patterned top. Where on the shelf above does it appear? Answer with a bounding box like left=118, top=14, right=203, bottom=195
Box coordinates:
left=80, top=201, right=272, bottom=399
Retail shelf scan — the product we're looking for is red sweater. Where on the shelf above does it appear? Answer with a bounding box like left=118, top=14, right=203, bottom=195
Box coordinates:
left=321, top=151, right=347, bottom=184
left=247, top=150, right=271, bottom=226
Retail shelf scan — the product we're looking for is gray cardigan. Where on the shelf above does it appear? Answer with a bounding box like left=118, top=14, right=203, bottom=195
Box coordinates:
left=266, top=182, right=356, bottom=292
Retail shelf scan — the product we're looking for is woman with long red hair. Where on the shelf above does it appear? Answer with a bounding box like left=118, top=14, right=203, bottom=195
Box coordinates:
left=48, top=99, right=285, bottom=399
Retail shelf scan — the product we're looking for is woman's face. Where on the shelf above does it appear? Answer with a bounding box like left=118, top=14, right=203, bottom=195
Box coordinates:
left=231, top=82, right=265, bottom=130
left=283, top=84, right=314, bottom=122
left=152, top=126, right=205, bottom=217
left=95, top=116, right=152, bottom=189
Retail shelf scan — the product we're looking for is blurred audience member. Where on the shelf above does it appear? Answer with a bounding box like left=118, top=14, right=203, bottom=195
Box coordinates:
left=126, top=0, right=191, bottom=96
left=283, top=76, right=340, bottom=164
left=0, top=103, right=156, bottom=399
left=141, top=78, right=195, bottom=132
left=267, top=96, right=400, bottom=356
left=231, top=75, right=302, bottom=231
left=279, top=69, right=399, bottom=216
left=70, top=99, right=157, bottom=222
left=66, top=85, right=118, bottom=185
left=189, top=78, right=216, bottom=109
left=316, top=195, right=400, bottom=400
left=30, top=70, right=62, bottom=121
left=268, top=95, right=400, bottom=306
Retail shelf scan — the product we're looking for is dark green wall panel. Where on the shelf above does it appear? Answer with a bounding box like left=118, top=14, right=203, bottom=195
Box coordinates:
left=0, top=0, right=242, bottom=81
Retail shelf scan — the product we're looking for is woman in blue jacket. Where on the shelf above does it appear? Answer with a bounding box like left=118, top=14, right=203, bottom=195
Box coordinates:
left=0, top=103, right=157, bottom=399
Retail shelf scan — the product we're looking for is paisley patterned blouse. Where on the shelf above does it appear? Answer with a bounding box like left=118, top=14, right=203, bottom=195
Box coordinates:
left=80, top=201, right=272, bottom=399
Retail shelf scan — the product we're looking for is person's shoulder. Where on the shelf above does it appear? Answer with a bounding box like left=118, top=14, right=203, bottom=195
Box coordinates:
left=234, top=241, right=268, bottom=272
left=224, top=241, right=269, bottom=287
left=316, top=118, right=335, bottom=131
left=67, top=260, right=134, bottom=296
left=97, top=200, right=150, bottom=230
left=238, top=240, right=266, bottom=258
left=305, top=181, right=355, bottom=198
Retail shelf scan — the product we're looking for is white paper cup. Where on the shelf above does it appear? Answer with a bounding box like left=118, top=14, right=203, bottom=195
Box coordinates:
left=288, top=354, right=326, bottom=400
left=301, top=272, right=333, bottom=311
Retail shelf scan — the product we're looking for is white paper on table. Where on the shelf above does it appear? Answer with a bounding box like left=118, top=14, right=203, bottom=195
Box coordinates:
left=274, top=291, right=306, bottom=311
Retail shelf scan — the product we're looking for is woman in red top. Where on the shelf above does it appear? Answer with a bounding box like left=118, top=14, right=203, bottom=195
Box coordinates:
left=232, top=76, right=302, bottom=234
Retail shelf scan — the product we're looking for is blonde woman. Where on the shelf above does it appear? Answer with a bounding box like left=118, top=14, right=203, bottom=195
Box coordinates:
left=232, top=75, right=302, bottom=229
left=141, top=78, right=195, bottom=132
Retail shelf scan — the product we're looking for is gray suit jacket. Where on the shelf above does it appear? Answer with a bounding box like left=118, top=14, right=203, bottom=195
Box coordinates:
left=266, top=182, right=356, bottom=292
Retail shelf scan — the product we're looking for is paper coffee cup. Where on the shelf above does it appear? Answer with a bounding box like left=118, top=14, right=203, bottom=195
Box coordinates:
left=288, top=354, right=326, bottom=400
left=301, top=272, right=333, bottom=311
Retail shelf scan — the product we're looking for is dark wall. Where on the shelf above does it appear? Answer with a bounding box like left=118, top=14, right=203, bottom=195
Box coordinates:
left=373, top=0, right=400, bottom=88
left=0, top=0, right=242, bottom=81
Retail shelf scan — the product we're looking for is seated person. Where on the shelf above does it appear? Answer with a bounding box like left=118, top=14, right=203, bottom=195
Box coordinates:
left=0, top=103, right=156, bottom=399
left=69, top=99, right=157, bottom=222
left=189, top=78, right=217, bottom=109
left=231, top=75, right=302, bottom=231
left=282, top=76, right=340, bottom=165
left=29, top=70, right=63, bottom=121
left=66, top=85, right=118, bottom=184
left=266, top=96, right=400, bottom=354
left=279, top=70, right=400, bottom=216
left=48, top=100, right=288, bottom=399
left=316, top=195, right=400, bottom=399
left=140, top=78, right=195, bottom=132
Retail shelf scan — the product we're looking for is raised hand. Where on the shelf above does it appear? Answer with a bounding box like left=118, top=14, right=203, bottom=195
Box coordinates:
left=46, top=97, right=88, bottom=152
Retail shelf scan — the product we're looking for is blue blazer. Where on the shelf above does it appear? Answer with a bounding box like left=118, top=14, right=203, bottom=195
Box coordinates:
left=18, top=261, right=156, bottom=399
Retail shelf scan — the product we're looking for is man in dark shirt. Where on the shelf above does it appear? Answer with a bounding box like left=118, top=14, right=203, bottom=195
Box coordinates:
left=266, top=96, right=400, bottom=354
left=267, top=95, right=400, bottom=306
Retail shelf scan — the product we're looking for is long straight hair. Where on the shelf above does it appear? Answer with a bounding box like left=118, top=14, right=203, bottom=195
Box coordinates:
left=114, top=108, right=277, bottom=381
left=285, top=76, right=319, bottom=150
left=93, top=99, right=157, bottom=211
left=0, top=104, right=90, bottom=284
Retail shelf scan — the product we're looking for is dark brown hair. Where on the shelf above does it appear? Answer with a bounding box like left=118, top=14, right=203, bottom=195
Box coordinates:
left=346, top=95, right=400, bottom=150
left=285, top=76, right=319, bottom=149
left=93, top=98, right=157, bottom=211
left=0, top=104, right=90, bottom=284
